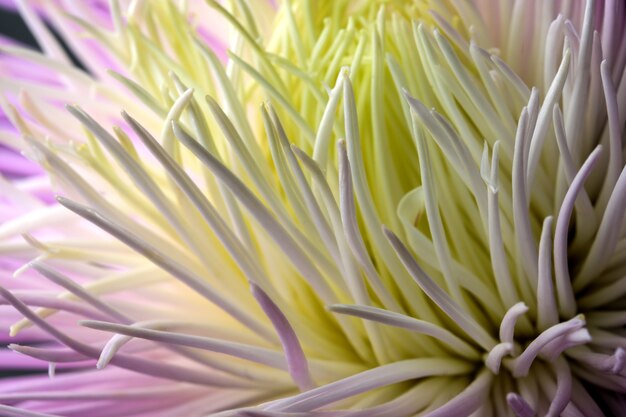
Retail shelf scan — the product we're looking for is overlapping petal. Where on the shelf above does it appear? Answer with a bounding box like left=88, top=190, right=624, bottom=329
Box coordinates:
left=0, top=1, right=625, bottom=416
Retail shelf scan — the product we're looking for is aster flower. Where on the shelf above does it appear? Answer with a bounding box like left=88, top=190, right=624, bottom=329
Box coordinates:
left=0, top=0, right=625, bottom=416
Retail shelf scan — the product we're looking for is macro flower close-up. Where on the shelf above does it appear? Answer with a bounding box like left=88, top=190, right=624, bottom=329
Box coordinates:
left=0, top=0, right=625, bottom=415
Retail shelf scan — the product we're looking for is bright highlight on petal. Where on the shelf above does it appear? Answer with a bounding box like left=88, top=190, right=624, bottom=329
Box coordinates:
left=0, top=0, right=625, bottom=416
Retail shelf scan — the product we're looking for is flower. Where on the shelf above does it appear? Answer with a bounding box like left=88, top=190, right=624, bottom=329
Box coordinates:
left=1, top=0, right=625, bottom=416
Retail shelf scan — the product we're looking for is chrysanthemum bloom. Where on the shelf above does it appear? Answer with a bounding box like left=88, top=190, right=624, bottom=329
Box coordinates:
left=0, top=0, right=625, bottom=415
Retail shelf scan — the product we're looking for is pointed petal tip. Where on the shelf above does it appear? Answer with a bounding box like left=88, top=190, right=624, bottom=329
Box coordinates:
left=612, top=348, right=626, bottom=374
left=78, top=319, right=99, bottom=329
left=512, top=301, right=529, bottom=312
left=55, top=194, right=69, bottom=205
left=205, top=94, right=219, bottom=107
left=381, top=225, right=394, bottom=240
left=7, top=343, right=19, bottom=351
left=27, top=258, right=44, bottom=271
left=326, top=304, right=349, bottom=314
left=181, top=87, right=195, bottom=98
left=336, top=137, right=346, bottom=151
left=507, top=393, right=535, bottom=417
left=65, top=104, right=82, bottom=115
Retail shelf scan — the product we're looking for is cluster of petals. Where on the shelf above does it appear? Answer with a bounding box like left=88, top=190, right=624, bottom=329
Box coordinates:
left=0, top=0, right=625, bottom=416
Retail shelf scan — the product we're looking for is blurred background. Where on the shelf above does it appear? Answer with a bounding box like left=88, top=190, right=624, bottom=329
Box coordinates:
left=0, top=4, right=39, bottom=379
left=0, top=5, right=38, bottom=48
